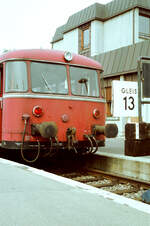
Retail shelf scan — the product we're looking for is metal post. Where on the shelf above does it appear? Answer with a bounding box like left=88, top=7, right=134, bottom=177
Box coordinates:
left=137, top=56, right=150, bottom=123
left=137, top=59, right=142, bottom=123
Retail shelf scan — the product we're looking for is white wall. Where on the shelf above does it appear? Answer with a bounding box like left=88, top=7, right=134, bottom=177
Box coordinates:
left=104, top=10, right=134, bottom=52
left=91, top=10, right=140, bottom=55
left=91, top=20, right=104, bottom=56
left=52, top=9, right=141, bottom=55
left=134, top=8, right=139, bottom=44
left=63, top=29, right=78, bottom=53
left=52, top=29, right=78, bottom=53
left=52, top=39, right=64, bottom=51
left=142, top=104, right=150, bottom=123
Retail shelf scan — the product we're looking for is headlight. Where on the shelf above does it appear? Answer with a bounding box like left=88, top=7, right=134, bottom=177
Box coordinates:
left=64, top=51, right=73, bottom=61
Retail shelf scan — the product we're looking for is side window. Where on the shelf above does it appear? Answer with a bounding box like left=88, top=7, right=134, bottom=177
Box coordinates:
left=0, top=70, right=1, bottom=93
left=5, top=61, right=28, bottom=92
left=139, top=15, right=150, bottom=38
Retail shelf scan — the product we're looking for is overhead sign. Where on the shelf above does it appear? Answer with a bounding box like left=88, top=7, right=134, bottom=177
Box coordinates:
left=112, top=81, right=138, bottom=117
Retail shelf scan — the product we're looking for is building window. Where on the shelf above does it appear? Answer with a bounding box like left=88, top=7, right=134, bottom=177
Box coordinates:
left=79, top=23, right=91, bottom=57
left=139, top=15, right=150, bottom=38
left=82, top=28, right=90, bottom=49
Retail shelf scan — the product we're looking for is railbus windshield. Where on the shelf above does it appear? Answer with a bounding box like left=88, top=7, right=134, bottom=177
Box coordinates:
left=5, top=60, right=100, bottom=97
left=5, top=61, right=28, bottom=92
left=70, top=66, right=100, bottom=97
left=31, top=62, right=68, bottom=94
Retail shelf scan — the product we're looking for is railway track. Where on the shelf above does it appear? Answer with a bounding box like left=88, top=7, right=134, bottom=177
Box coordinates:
left=1, top=150, right=150, bottom=203
left=54, top=168, right=150, bottom=203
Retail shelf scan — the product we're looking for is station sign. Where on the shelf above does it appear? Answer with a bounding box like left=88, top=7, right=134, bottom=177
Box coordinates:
left=112, top=81, right=138, bottom=117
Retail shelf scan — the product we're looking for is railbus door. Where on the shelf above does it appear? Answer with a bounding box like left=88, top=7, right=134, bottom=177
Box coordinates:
left=0, top=64, right=3, bottom=142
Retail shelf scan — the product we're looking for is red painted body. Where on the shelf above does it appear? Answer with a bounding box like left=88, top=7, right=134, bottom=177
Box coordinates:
left=2, top=98, right=105, bottom=141
left=0, top=49, right=106, bottom=159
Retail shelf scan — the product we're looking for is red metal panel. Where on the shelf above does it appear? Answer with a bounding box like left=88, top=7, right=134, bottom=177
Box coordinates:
left=0, top=49, right=102, bottom=70
left=2, top=97, right=105, bottom=142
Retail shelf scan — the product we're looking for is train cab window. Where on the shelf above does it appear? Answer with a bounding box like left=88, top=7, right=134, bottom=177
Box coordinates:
left=31, top=62, right=68, bottom=94
left=0, top=70, right=1, bottom=93
left=70, top=66, right=99, bottom=97
left=5, top=61, right=28, bottom=92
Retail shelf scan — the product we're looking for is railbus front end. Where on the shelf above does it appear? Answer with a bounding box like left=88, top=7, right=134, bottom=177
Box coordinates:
left=0, top=49, right=117, bottom=162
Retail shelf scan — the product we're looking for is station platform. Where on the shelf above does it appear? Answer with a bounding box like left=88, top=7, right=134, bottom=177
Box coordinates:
left=100, top=137, right=150, bottom=158
left=92, top=137, right=150, bottom=182
left=0, top=158, right=150, bottom=226
left=99, top=137, right=125, bottom=155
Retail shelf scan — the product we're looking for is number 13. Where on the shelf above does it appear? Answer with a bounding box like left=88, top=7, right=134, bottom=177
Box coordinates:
left=123, top=96, right=135, bottom=110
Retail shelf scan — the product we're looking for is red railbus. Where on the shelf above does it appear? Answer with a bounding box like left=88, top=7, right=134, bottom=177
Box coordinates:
left=0, top=49, right=117, bottom=162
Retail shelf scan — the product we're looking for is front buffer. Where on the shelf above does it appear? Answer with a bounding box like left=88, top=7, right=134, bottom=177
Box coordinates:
left=20, top=113, right=118, bottom=163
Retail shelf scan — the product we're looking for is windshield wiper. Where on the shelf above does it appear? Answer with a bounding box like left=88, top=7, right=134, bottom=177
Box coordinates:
left=41, top=74, right=51, bottom=91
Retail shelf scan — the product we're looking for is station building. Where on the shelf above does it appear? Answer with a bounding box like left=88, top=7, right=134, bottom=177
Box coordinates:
left=51, top=0, right=150, bottom=136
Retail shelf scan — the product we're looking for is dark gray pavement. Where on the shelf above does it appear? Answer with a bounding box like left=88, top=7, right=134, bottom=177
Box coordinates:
left=0, top=158, right=150, bottom=226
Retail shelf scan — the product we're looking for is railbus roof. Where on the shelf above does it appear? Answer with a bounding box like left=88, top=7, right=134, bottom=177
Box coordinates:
left=0, top=49, right=102, bottom=70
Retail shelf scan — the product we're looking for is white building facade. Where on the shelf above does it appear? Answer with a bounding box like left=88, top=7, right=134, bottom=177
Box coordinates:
left=51, top=1, right=150, bottom=56
left=51, top=0, right=150, bottom=136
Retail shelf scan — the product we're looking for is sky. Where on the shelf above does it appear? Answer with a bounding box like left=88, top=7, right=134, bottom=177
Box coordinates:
left=0, top=0, right=112, bottom=52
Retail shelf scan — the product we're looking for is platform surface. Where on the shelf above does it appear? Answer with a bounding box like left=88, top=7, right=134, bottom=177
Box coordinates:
left=99, top=137, right=150, bottom=159
left=0, top=158, right=150, bottom=226
left=99, top=137, right=124, bottom=154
